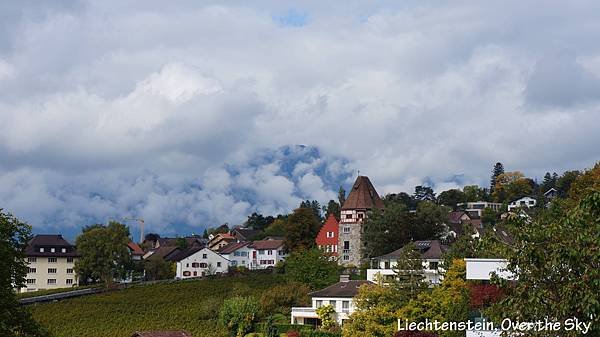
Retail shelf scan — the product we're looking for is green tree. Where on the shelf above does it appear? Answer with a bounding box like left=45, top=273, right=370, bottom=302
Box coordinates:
left=323, top=199, right=341, bottom=221
left=263, top=218, right=286, bottom=237
left=144, top=256, right=175, bottom=281
left=283, top=248, right=339, bottom=290
left=556, top=170, right=580, bottom=198
left=384, top=192, right=415, bottom=209
left=489, top=190, right=600, bottom=336
left=411, top=201, right=448, bottom=241
left=300, top=200, right=323, bottom=222
left=480, top=207, right=497, bottom=226
left=245, top=212, right=275, bottom=231
left=492, top=171, right=532, bottom=203
left=219, top=296, right=260, bottom=337
left=392, top=243, right=428, bottom=299
left=342, top=283, right=403, bottom=337
left=338, top=186, right=347, bottom=207
left=0, top=210, right=50, bottom=337
left=316, top=305, right=337, bottom=331
left=437, top=189, right=466, bottom=210
left=75, top=221, right=131, bottom=286
left=490, top=162, right=504, bottom=194
left=363, top=202, right=412, bottom=258
left=284, top=208, right=321, bottom=251
left=414, top=186, right=435, bottom=202
left=462, top=185, right=489, bottom=202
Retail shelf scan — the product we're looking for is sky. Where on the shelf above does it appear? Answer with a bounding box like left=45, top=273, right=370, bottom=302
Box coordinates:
left=1, top=1, right=599, bottom=239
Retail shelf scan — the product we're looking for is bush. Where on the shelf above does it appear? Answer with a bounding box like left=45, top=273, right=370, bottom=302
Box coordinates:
left=300, top=331, right=341, bottom=337
left=220, top=296, right=260, bottom=337
left=393, top=331, right=438, bottom=337
left=260, top=282, right=310, bottom=316
left=287, top=331, right=300, bottom=337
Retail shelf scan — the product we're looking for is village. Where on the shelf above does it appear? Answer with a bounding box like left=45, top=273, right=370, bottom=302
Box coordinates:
left=10, top=160, right=596, bottom=337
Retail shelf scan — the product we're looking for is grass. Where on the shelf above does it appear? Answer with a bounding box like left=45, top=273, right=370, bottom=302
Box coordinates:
left=29, top=273, right=287, bottom=337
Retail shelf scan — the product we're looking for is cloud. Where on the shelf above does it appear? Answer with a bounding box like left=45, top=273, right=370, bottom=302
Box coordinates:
left=0, top=1, right=599, bottom=236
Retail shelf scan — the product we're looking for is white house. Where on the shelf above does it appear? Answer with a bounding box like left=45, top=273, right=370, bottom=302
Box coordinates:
left=174, top=247, right=229, bottom=279
left=507, top=196, right=537, bottom=211
left=218, top=241, right=253, bottom=268
left=19, top=235, right=79, bottom=292
left=247, top=238, right=287, bottom=269
left=367, top=240, right=447, bottom=286
left=291, top=276, right=371, bottom=327
left=459, top=201, right=504, bottom=217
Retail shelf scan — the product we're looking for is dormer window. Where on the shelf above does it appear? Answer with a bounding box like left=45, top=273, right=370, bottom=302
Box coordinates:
left=39, top=248, right=44, bottom=253
left=357, top=213, right=364, bottom=219
left=61, top=248, right=66, bottom=253
left=50, top=248, right=55, bottom=253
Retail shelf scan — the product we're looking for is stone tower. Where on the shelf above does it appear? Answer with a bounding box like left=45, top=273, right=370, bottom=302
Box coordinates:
left=338, top=175, right=384, bottom=266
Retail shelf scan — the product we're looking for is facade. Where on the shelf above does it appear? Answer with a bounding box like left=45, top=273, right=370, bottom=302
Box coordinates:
left=445, top=211, right=482, bottom=238
left=248, top=239, right=287, bottom=269
left=207, top=233, right=236, bottom=251
left=367, top=240, right=447, bottom=286
left=174, top=247, right=229, bottom=279
left=460, top=201, right=504, bottom=217
left=315, top=214, right=339, bottom=256
left=291, top=276, right=371, bottom=327
left=20, top=234, right=79, bottom=292
left=507, top=196, right=537, bottom=211
left=128, top=242, right=145, bottom=261
left=218, top=241, right=253, bottom=268
left=338, top=176, right=385, bottom=266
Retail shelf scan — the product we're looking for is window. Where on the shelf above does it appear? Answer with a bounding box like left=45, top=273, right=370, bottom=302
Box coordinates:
left=47, top=279, right=56, bottom=285
left=278, top=250, right=285, bottom=255
left=259, top=250, right=265, bottom=255
left=200, top=263, right=208, bottom=268
left=66, top=279, right=73, bottom=285
left=202, top=254, right=207, bottom=259
left=183, top=271, right=191, bottom=277
left=343, top=255, right=349, bottom=261
left=67, top=257, right=73, bottom=263
left=342, top=301, right=350, bottom=313
left=27, top=279, right=36, bottom=284
left=186, top=263, right=189, bottom=267
left=429, top=262, right=439, bottom=270
left=268, top=250, right=273, bottom=255
left=193, top=271, right=197, bottom=276
left=48, top=268, right=57, bottom=274
left=192, top=262, right=200, bottom=268
left=39, top=247, right=45, bottom=253
left=316, top=300, right=323, bottom=308
left=61, top=248, right=66, bottom=253
left=357, top=213, right=364, bottom=219
left=384, top=261, right=390, bottom=269
left=50, top=248, right=55, bottom=253
left=28, top=257, right=37, bottom=263
left=343, top=226, right=350, bottom=233
left=48, top=257, right=57, bottom=263
left=217, top=262, right=221, bottom=267
left=234, top=251, right=241, bottom=256
left=345, top=214, right=353, bottom=219
left=66, top=269, right=73, bottom=274
left=330, top=300, right=336, bottom=307
left=343, top=241, right=350, bottom=249
left=28, top=267, right=36, bottom=273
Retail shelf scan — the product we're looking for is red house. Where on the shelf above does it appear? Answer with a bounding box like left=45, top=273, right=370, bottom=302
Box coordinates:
left=315, top=213, right=339, bottom=256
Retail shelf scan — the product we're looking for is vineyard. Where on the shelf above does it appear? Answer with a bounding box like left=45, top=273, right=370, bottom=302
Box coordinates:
left=29, top=273, right=287, bottom=337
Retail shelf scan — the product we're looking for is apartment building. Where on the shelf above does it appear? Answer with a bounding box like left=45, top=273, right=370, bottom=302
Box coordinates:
left=20, top=234, right=79, bottom=292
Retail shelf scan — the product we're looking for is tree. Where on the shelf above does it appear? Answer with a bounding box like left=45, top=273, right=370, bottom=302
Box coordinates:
left=283, top=248, right=339, bottom=290
left=462, top=185, right=489, bottom=202
left=397, top=260, right=469, bottom=337
left=0, top=210, right=50, bottom=337
left=437, top=189, right=466, bottom=210
left=300, top=200, right=323, bottom=222
left=263, top=218, right=286, bottom=237
left=414, top=186, right=435, bottom=203
left=144, top=233, right=160, bottom=242
left=323, top=199, right=341, bottom=221
left=411, top=202, right=448, bottom=241
left=541, top=172, right=557, bottom=193
left=492, top=171, right=532, bottom=202
left=566, top=162, right=600, bottom=202
left=284, top=208, right=321, bottom=251
left=490, top=162, right=504, bottom=193
left=556, top=170, right=581, bottom=197
left=480, top=207, right=497, bottom=226
left=245, top=212, right=275, bottom=231
left=75, top=221, right=131, bottom=285
left=316, top=304, right=337, bottom=331
left=393, top=243, right=428, bottom=299
left=363, top=202, right=412, bottom=259
left=384, top=192, right=415, bottom=209
left=219, top=296, right=260, bottom=337
left=489, top=190, right=600, bottom=336
left=259, top=282, right=310, bottom=316
left=144, top=256, right=175, bottom=281
left=338, top=186, right=346, bottom=207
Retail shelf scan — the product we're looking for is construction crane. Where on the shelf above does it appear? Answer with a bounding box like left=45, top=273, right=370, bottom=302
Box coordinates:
left=123, top=217, right=145, bottom=244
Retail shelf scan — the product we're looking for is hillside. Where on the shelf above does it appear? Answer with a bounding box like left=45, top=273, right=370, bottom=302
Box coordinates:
left=29, top=273, right=287, bottom=337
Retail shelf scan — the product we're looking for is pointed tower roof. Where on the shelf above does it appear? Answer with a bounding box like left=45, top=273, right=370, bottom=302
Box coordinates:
left=342, top=176, right=385, bottom=210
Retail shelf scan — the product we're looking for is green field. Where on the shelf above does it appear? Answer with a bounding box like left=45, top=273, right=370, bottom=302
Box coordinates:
left=29, top=273, right=287, bottom=337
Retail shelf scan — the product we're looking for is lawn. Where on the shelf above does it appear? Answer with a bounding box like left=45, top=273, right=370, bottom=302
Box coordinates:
left=29, top=273, right=287, bottom=337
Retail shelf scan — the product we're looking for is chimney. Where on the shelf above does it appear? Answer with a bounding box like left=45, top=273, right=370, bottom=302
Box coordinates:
left=340, top=275, right=350, bottom=283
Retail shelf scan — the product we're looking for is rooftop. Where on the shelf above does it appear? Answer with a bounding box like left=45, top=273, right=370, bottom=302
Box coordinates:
left=309, top=280, right=371, bottom=298
left=342, top=176, right=385, bottom=210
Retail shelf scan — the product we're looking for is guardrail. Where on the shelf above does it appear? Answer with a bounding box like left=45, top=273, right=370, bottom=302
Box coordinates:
left=19, top=287, right=105, bottom=305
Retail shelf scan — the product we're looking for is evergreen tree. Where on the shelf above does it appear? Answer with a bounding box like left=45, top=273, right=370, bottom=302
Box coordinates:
left=299, top=200, right=322, bottom=221
left=322, top=199, right=341, bottom=221
left=393, top=243, right=428, bottom=300
left=413, top=186, right=435, bottom=202
left=363, top=203, right=412, bottom=258
left=490, top=162, right=505, bottom=193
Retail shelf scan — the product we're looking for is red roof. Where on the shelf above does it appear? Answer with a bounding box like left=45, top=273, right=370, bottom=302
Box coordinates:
left=128, top=242, right=144, bottom=256
left=342, top=176, right=384, bottom=210
left=315, top=214, right=339, bottom=255
left=250, top=239, right=285, bottom=250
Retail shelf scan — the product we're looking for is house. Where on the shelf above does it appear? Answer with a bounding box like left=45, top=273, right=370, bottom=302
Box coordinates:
left=218, top=241, right=253, bottom=268
left=366, top=240, right=447, bottom=285
left=144, top=236, right=207, bottom=250
left=231, top=227, right=261, bottom=241
left=445, top=211, right=482, bottom=238
left=19, top=234, right=79, bottom=292
left=315, top=214, right=339, bottom=256
left=291, top=275, right=371, bottom=327
left=130, top=331, right=192, bottom=337
left=338, top=175, right=385, bottom=266
left=127, top=242, right=145, bottom=261
left=459, top=201, right=504, bottom=217
left=544, top=187, right=558, bottom=200
left=507, top=196, right=537, bottom=211
left=207, top=233, right=236, bottom=251
left=248, top=238, right=287, bottom=269
left=173, top=247, right=229, bottom=278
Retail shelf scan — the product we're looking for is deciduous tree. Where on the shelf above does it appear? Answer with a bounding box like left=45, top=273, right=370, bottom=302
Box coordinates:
left=282, top=248, right=339, bottom=290
left=284, top=208, right=321, bottom=251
